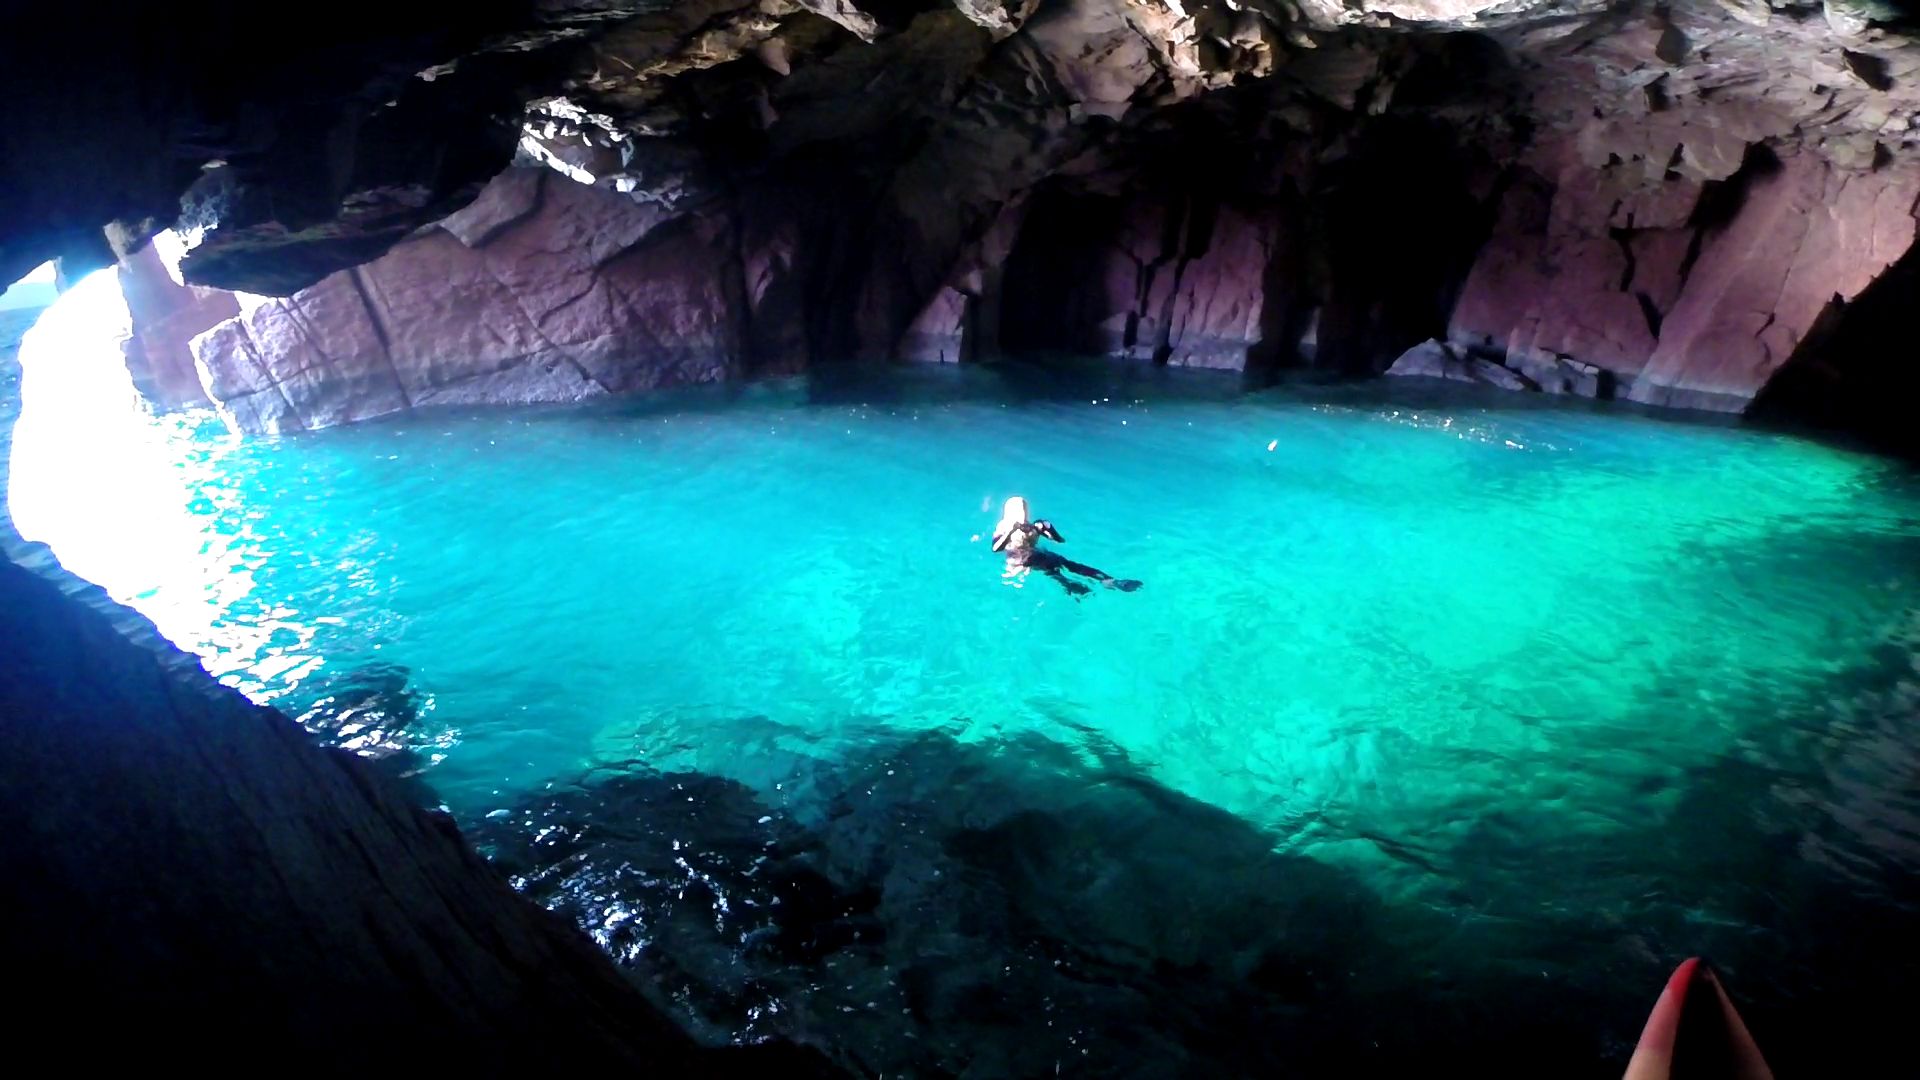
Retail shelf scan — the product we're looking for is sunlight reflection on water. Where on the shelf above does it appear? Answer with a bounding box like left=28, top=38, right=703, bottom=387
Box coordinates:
left=8, top=270, right=324, bottom=706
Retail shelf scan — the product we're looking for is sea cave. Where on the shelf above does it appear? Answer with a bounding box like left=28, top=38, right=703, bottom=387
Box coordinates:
left=2, top=2, right=1918, bottom=1075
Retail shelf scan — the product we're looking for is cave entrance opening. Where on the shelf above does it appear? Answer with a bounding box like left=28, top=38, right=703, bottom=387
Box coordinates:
left=3, top=261, right=246, bottom=655
left=0, top=260, right=57, bottom=312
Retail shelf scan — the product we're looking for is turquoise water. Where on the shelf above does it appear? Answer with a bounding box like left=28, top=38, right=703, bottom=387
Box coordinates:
left=10, top=312, right=1920, bottom=1073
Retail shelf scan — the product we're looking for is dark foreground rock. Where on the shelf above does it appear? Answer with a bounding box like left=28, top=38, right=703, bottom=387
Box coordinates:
left=0, top=541, right=837, bottom=1071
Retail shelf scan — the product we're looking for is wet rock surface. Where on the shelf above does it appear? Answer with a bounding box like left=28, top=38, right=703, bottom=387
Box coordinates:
left=1387, top=338, right=1536, bottom=391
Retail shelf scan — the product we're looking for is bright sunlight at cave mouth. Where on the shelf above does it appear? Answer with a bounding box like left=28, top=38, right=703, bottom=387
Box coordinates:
left=7, top=260, right=310, bottom=703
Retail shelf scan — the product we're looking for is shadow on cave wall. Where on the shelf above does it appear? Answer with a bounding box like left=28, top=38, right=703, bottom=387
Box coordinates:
left=997, top=113, right=1497, bottom=379
left=1752, top=228, right=1920, bottom=459
left=1306, top=118, right=1500, bottom=375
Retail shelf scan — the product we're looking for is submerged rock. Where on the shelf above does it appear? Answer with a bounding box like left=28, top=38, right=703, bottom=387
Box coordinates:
left=473, top=730, right=1399, bottom=1076
left=1386, top=339, right=1533, bottom=392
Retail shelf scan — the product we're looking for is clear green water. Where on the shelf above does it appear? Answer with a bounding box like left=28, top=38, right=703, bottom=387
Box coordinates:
left=10, top=303, right=1920, bottom=1074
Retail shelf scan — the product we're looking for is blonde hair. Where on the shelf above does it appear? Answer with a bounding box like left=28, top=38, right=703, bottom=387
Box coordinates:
left=993, top=495, right=1030, bottom=548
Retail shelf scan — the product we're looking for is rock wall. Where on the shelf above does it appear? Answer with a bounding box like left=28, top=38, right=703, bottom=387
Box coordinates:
left=182, top=133, right=1920, bottom=432
left=117, top=245, right=235, bottom=410
left=999, top=188, right=1291, bottom=369
left=1443, top=141, right=1920, bottom=410
left=31, top=1, right=1912, bottom=430
left=191, top=169, right=752, bottom=433
left=1635, top=150, right=1920, bottom=410
left=181, top=129, right=1490, bottom=435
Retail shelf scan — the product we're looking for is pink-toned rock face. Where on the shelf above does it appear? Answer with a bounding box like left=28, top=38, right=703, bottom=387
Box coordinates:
left=1451, top=142, right=1920, bottom=411
left=150, top=0, right=1920, bottom=433
left=1449, top=156, right=1667, bottom=382
left=900, top=198, right=1029, bottom=365
left=1158, top=203, right=1282, bottom=371
left=203, top=271, right=407, bottom=433
left=1632, top=152, right=1920, bottom=410
left=115, top=246, right=236, bottom=410
left=189, top=170, right=746, bottom=433
left=995, top=190, right=1294, bottom=370
left=900, top=287, right=974, bottom=364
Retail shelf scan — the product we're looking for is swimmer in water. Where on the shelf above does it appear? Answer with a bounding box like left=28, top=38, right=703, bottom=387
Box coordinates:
left=990, top=495, right=1141, bottom=598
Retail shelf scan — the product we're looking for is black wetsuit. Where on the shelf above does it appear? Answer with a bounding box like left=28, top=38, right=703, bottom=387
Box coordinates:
left=993, top=520, right=1139, bottom=597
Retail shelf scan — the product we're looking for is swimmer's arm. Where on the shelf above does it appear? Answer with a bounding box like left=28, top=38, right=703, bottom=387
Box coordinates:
left=1036, top=521, right=1064, bottom=542
left=991, top=529, right=1011, bottom=552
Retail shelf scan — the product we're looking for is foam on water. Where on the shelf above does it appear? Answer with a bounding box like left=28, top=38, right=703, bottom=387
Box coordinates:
left=9, top=339, right=1920, bottom=1074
